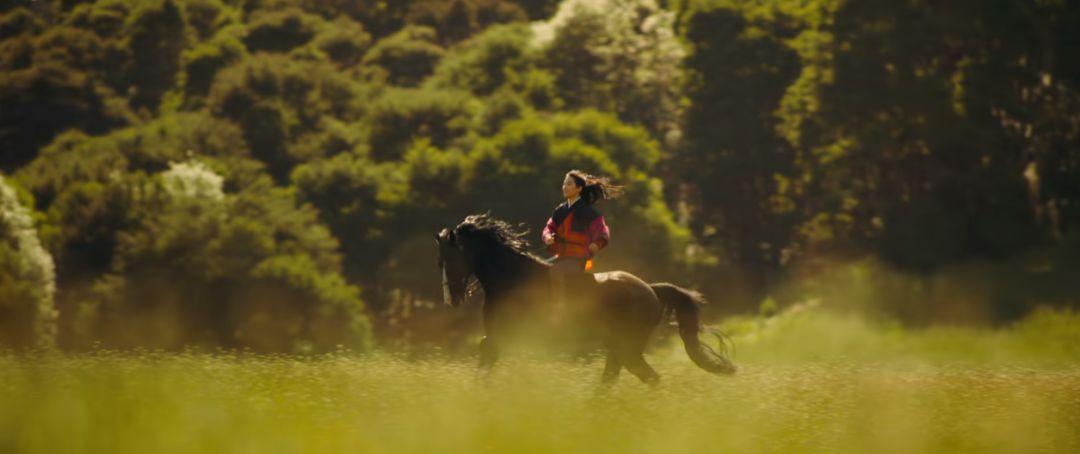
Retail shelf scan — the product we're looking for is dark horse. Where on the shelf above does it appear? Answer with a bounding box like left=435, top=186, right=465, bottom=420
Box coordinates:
left=436, top=214, right=736, bottom=385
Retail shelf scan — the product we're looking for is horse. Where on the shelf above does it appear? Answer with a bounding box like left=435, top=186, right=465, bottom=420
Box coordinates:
left=436, top=213, right=736, bottom=385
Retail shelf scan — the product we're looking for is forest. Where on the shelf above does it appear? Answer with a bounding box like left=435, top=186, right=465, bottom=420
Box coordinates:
left=1, top=0, right=1079, bottom=353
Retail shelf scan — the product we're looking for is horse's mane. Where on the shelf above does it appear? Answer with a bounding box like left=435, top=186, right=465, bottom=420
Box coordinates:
left=454, top=213, right=546, bottom=263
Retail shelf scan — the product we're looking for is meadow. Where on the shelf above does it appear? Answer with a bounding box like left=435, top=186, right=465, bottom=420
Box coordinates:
left=3, top=305, right=1079, bottom=453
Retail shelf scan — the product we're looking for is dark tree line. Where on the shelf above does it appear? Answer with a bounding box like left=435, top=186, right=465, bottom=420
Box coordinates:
left=0, top=0, right=1078, bottom=351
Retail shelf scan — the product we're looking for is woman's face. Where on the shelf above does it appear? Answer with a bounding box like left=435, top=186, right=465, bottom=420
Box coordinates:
left=562, top=175, right=582, bottom=199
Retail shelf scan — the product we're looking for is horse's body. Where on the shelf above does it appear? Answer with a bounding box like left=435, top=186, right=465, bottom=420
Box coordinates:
left=437, top=214, right=735, bottom=384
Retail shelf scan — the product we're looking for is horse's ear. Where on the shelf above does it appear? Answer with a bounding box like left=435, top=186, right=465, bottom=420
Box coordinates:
left=438, top=228, right=456, bottom=245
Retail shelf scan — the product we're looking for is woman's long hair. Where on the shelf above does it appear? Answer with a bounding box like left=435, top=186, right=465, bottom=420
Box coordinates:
left=567, top=170, right=623, bottom=205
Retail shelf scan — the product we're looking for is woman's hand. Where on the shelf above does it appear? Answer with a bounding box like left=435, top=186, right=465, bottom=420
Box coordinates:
left=588, top=243, right=599, bottom=254
left=544, top=236, right=555, bottom=246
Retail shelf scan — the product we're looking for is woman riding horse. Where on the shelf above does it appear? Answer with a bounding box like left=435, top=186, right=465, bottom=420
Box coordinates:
left=436, top=213, right=735, bottom=385
left=542, top=170, right=621, bottom=320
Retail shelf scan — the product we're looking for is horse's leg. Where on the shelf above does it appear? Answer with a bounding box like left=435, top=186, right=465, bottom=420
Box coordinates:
left=478, top=335, right=499, bottom=374
left=620, top=351, right=660, bottom=386
left=601, top=349, right=622, bottom=384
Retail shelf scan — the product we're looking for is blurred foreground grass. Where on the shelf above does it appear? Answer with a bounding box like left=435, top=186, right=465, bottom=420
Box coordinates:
left=2, top=306, right=1079, bottom=453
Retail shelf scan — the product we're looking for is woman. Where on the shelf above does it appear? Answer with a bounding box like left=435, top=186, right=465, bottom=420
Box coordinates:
left=542, top=170, right=621, bottom=319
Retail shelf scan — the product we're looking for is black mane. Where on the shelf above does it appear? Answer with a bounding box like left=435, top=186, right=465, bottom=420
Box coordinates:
left=454, top=213, right=546, bottom=263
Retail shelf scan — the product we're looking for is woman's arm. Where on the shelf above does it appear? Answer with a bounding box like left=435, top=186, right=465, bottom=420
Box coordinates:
left=587, top=215, right=610, bottom=252
left=542, top=217, right=557, bottom=245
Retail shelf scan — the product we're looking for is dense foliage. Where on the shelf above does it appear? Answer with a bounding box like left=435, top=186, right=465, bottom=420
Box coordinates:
left=0, top=0, right=1078, bottom=350
left=675, top=0, right=1080, bottom=320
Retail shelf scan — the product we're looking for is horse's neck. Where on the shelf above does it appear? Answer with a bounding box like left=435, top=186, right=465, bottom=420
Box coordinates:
left=474, top=248, right=545, bottom=298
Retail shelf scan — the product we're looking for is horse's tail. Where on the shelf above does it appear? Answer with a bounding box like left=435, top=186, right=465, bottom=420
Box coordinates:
left=650, top=283, right=736, bottom=375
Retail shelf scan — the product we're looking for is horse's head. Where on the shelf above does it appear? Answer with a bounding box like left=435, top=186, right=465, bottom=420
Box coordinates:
left=437, top=214, right=532, bottom=307
left=435, top=227, right=472, bottom=307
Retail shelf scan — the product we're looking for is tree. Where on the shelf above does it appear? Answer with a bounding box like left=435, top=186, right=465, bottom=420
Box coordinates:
left=361, top=25, right=445, bottom=87
left=13, top=112, right=261, bottom=346
left=126, top=0, right=191, bottom=112
left=772, top=0, right=1048, bottom=271
left=676, top=4, right=802, bottom=302
left=0, top=63, right=132, bottom=172
left=247, top=0, right=413, bottom=40
left=182, top=0, right=239, bottom=41
left=64, top=1, right=130, bottom=39
left=242, top=7, right=322, bottom=53
left=89, top=161, right=372, bottom=352
left=0, top=7, right=43, bottom=41
left=405, top=0, right=527, bottom=46
left=208, top=55, right=366, bottom=182
left=365, top=87, right=478, bottom=161
left=533, top=0, right=686, bottom=142
left=292, top=151, right=400, bottom=285
left=513, top=0, right=559, bottom=20
left=177, top=31, right=248, bottom=107
left=427, top=23, right=534, bottom=96
left=312, top=16, right=372, bottom=68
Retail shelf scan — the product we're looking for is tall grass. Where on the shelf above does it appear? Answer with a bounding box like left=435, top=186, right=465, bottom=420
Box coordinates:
left=2, top=306, right=1079, bottom=453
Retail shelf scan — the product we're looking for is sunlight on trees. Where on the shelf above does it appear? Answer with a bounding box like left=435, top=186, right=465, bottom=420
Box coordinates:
left=0, top=0, right=1078, bottom=351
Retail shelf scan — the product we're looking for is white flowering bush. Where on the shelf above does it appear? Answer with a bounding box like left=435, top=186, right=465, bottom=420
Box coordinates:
left=161, top=160, right=226, bottom=202
left=0, top=175, right=57, bottom=348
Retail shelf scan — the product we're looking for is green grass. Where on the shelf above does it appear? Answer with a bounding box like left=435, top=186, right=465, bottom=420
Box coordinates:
left=3, top=307, right=1080, bottom=453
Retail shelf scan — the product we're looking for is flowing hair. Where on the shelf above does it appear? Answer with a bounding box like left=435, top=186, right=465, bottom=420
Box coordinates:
left=566, top=170, right=623, bottom=205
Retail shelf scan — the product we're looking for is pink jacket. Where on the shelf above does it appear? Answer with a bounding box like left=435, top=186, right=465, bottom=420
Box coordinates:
left=543, top=216, right=610, bottom=248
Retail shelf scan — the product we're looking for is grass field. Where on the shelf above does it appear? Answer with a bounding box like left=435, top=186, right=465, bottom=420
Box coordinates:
left=3, top=305, right=1079, bottom=453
